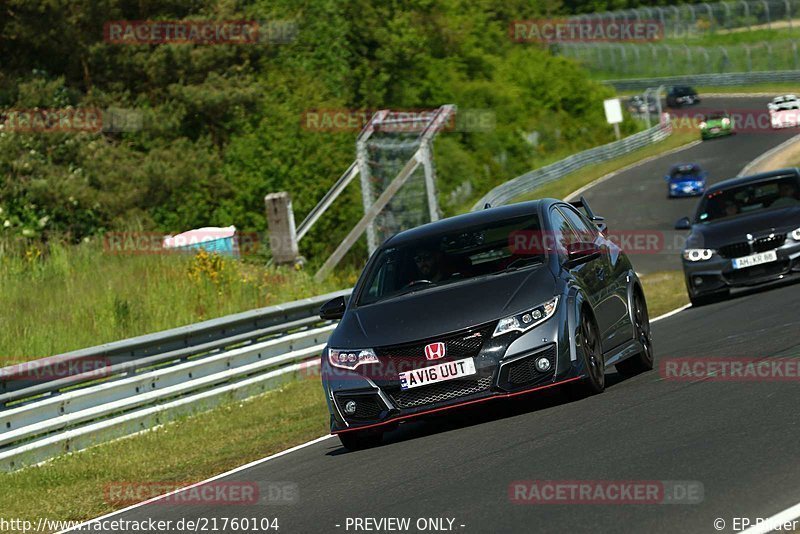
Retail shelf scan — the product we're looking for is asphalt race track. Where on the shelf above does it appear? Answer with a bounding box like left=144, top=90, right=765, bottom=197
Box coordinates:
left=584, top=96, right=798, bottom=273
left=76, top=96, right=800, bottom=534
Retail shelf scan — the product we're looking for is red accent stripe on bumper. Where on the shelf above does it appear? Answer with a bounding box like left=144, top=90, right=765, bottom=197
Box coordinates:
left=333, top=376, right=583, bottom=434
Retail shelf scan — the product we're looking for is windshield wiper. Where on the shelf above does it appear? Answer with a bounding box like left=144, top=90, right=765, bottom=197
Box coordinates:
left=494, top=257, right=544, bottom=274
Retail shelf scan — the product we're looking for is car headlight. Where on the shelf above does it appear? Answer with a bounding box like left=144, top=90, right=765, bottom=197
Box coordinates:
left=493, top=297, right=559, bottom=338
left=670, top=183, right=678, bottom=189
left=699, top=121, right=707, bottom=129
left=790, top=227, right=800, bottom=241
left=722, top=118, right=730, bottom=126
left=683, top=249, right=714, bottom=262
left=328, top=348, right=379, bottom=370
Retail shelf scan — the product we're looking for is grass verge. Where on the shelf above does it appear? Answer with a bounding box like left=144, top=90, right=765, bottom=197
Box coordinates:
left=0, top=242, right=358, bottom=367
left=0, top=377, right=330, bottom=531
left=513, top=129, right=697, bottom=203
left=640, top=270, right=688, bottom=318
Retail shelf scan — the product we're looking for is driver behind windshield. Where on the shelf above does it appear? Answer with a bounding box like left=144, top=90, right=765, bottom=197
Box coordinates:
left=412, top=247, right=445, bottom=283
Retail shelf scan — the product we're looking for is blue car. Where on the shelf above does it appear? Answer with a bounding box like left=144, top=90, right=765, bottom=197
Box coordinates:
left=665, top=163, right=707, bottom=198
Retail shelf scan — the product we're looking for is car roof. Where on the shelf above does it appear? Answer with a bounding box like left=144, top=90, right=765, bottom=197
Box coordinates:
left=705, top=168, right=800, bottom=194
left=671, top=163, right=700, bottom=171
left=383, top=200, right=552, bottom=247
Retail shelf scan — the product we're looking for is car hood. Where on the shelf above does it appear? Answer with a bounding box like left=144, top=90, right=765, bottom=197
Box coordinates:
left=689, top=207, right=800, bottom=248
left=671, top=176, right=702, bottom=183
left=704, top=119, right=727, bottom=127
left=329, top=266, right=558, bottom=348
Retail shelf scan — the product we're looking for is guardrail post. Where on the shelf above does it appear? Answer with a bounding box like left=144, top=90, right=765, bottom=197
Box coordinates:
left=264, top=192, right=300, bottom=265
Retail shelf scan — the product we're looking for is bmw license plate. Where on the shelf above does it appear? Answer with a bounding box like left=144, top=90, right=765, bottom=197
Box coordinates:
left=732, top=250, right=778, bottom=269
left=399, top=357, right=476, bottom=390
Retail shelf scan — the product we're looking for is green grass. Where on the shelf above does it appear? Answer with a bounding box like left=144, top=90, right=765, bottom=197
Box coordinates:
left=640, top=270, right=688, bottom=318
left=0, top=240, right=358, bottom=367
left=0, top=377, right=329, bottom=531
left=513, top=129, right=697, bottom=204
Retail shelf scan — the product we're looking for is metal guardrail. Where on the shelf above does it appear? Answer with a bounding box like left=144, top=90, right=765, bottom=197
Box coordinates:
left=471, top=121, right=672, bottom=210
left=606, top=69, right=800, bottom=91
left=0, top=289, right=350, bottom=407
left=0, top=289, right=350, bottom=471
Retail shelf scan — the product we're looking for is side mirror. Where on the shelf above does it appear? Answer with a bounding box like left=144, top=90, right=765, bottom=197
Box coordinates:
left=565, top=242, right=601, bottom=267
left=319, top=296, right=347, bottom=321
left=674, top=216, right=692, bottom=230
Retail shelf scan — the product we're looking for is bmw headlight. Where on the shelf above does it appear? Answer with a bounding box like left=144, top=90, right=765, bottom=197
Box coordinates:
left=790, top=227, right=800, bottom=241
left=328, top=348, right=378, bottom=370
left=493, top=297, right=559, bottom=338
left=683, top=248, right=714, bottom=262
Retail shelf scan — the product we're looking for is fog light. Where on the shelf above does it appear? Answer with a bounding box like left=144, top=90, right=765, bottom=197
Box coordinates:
left=344, top=400, right=357, bottom=415
left=693, top=277, right=703, bottom=286
left=535, top=357, right=551, bottom=372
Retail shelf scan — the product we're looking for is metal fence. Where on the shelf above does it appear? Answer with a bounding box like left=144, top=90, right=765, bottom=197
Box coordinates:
left=569, top=0, right=800, bottom=37
left=0, top=289, right=350, bottom=471
left=606, top=69, right=800, bottom=90
left=558, top=40, right=800, bottom=77
left=472, top=121, right=672, bottom=210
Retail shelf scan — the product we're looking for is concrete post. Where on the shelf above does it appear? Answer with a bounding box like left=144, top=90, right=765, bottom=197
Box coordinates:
left=264, top=192, right=300, bottom=265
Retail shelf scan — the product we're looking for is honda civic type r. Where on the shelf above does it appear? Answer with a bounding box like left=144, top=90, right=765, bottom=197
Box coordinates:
left=318, top=198, right=654, bottom=450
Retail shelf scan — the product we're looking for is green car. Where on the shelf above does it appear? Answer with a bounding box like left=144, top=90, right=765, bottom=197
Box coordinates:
left=700, top=111, right=734, bottom=140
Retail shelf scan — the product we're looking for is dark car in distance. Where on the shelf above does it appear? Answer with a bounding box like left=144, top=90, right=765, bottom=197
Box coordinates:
left=319, top=198, right=655, bottom=450
left=676, top=168, right=800, bottom=306
left=666, top=85, right=700, bottom=108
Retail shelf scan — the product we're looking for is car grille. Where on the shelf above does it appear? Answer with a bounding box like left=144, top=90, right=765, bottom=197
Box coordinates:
left=505, top=345, right=557, bottom=386
left=718, top=235, right=787, bottom=259
left=390, top=376, right=493, bottom=409
left=373, top=322, right=496, bottom=375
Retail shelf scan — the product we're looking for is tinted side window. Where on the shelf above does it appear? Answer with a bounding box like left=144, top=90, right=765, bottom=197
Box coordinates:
left=558, top=206, right=598, bottom=240
left=549, top=207, right=578, bottom=259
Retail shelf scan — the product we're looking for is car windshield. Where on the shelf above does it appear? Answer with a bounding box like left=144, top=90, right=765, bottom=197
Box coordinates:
left=674, top=86, right=694, bottom=95
left=696, top=174, right=800, bottom=223
left=357, top=214, right=545, bottom=305
left=672, top=167, right=698, bottom=179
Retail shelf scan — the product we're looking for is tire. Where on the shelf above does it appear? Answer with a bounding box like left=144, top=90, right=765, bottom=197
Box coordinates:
left=689, top=289, right=729, bottom=307
left=338, top=429, right=383, bottom=451
left=567, top=311, right=605, bottom=398
left=616, top=291, right=654, bottom=377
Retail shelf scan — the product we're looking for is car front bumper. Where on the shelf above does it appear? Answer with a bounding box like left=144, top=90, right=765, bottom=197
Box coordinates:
left=669, top=182, right=705, bottom=197
left=322, top=305, right=584, bottom=434
left=701, top=127, right=732, bottom=139
left=683, top=241, right=800, bottom=297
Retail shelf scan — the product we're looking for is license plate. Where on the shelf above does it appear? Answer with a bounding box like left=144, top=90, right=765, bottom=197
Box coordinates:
left=732, top=250, right=778, bottom=269
left=710, top=128, right=720, bottom=133
left=399, top=357, right=476, bottom=390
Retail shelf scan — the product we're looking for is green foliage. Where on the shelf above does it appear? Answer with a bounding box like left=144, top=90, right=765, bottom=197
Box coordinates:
left=1, top=0, right=636, bottom=263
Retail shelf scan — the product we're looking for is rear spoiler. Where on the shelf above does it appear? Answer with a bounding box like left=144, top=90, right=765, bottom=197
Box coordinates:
left=569, top=196, right=607, bottom=232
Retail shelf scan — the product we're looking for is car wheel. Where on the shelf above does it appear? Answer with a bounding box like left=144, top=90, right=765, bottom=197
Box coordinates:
left=616, top=291, right=654, bottom=377
left=567, top=311, right=605, bottom=398
left=689, top=289, right=729, bottom=307
left=338, top=429, right=384, bottom=450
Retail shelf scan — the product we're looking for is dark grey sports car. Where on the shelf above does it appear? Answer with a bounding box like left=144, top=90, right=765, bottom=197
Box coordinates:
left=675, top=168, right=800, bottom=306
left=319, top=198, right=654, bottom=450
